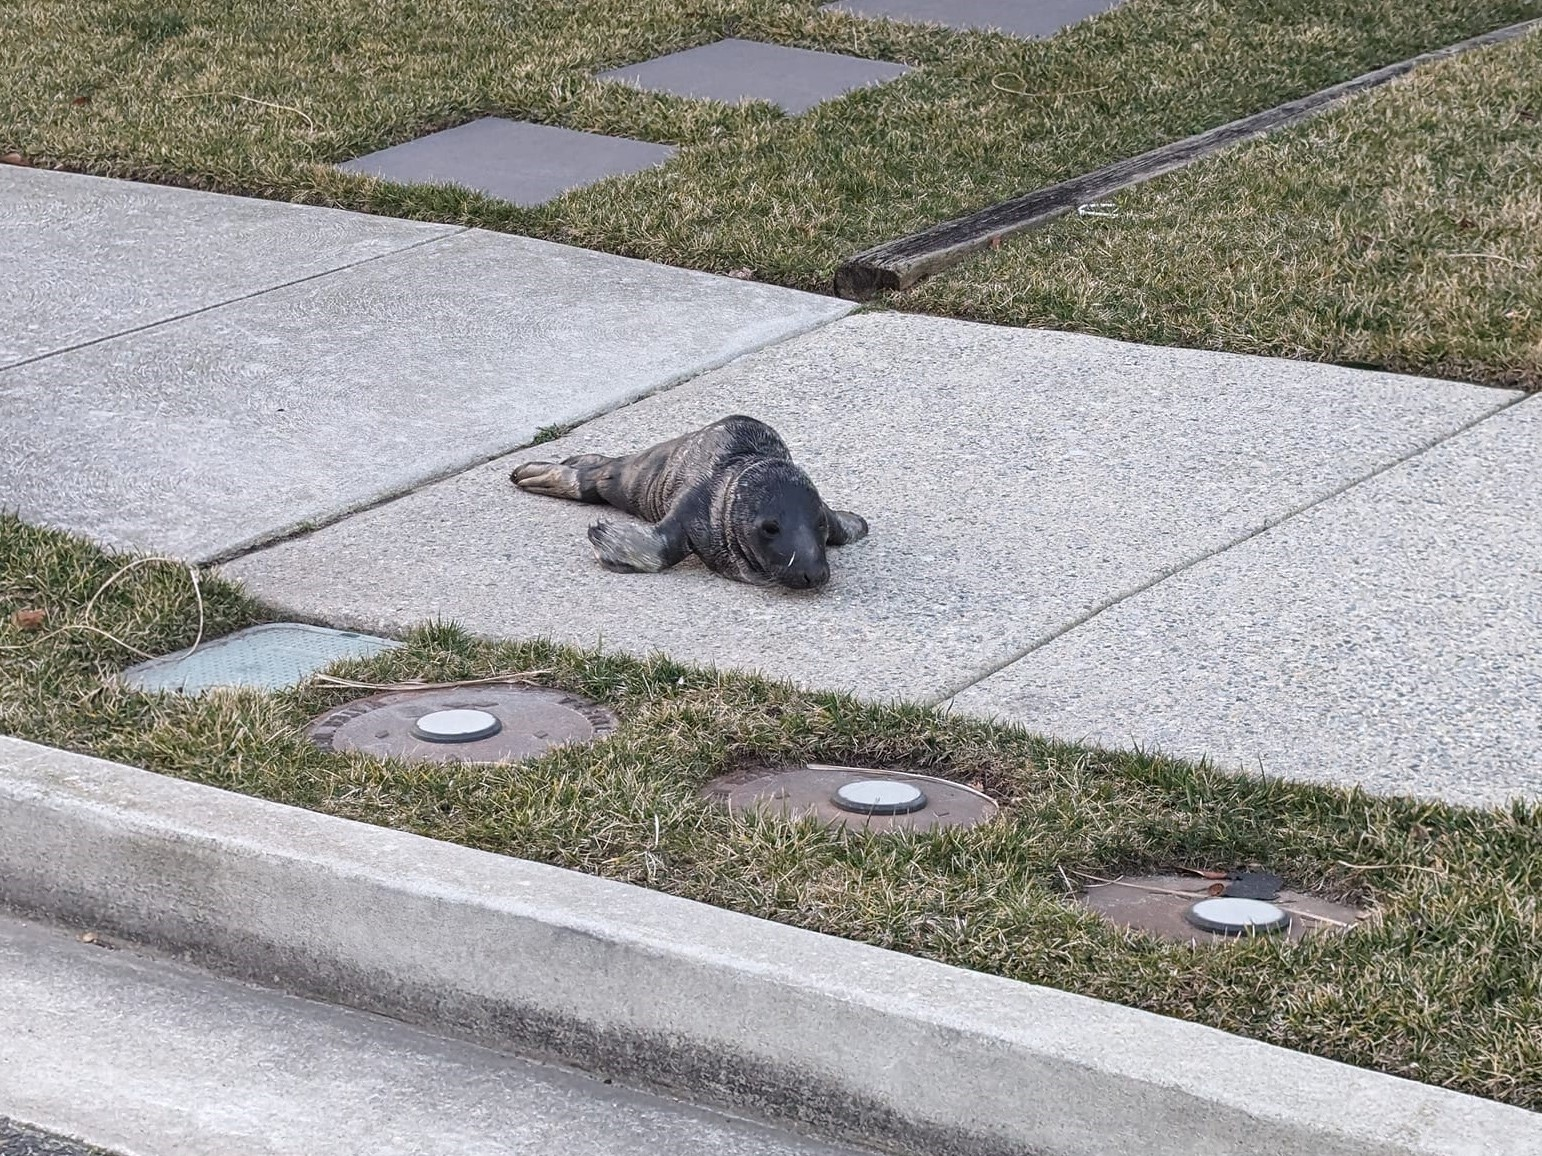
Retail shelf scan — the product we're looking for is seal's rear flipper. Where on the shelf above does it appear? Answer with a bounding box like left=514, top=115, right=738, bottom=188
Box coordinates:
left=587, top=519, right=686, bottom=574
left=514, top=455, right=619, bottom=503
left=511, top=460, right=581, bottom=499
left=825, top=509, right=869, bottom=547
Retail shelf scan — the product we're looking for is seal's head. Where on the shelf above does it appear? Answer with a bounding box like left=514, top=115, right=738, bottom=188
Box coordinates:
left=727, top=460, right=832, bottom=590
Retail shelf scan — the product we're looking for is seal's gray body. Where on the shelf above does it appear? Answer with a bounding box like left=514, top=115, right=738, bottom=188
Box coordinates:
left=511, top=416, right=867, bottom=588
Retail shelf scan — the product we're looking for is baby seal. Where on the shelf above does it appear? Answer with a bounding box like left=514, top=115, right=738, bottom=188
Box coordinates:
left=510, top=415, right=868, bottom=589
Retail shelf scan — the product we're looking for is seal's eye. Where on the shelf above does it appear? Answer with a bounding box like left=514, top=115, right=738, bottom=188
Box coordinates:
left=760, top=520, right=780, bottom=537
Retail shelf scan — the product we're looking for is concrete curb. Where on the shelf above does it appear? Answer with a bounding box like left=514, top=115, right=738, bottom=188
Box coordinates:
left=1, top=735, right=1537, bottom=1156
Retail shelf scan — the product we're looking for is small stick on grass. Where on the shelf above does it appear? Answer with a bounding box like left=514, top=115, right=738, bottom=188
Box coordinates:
left=1444, top=252, right=1528, bottom=267
left=311, top=670, right=553, bottom=692
left=1057, top=864, right=1076, bottom=895
left=172, top=91, right=317, bottom=129
left=1337, top=860, right=1443, bottom=874
left=0, top=556, right=205, bottom=661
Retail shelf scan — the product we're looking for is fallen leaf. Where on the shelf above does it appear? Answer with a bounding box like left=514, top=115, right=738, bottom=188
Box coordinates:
left=10, top=608, right=46, bottom=631
left=1181, top=867, right=1230, bottom=880
left=0, top=152, right=28, bottom=167
left=71, top=95, right=92, bottom=106
left=726, top=267, right=755, bottom=280
left=989, top=235, right=1002, bottom=250
left=1206, top=881, right=1226, bottom=896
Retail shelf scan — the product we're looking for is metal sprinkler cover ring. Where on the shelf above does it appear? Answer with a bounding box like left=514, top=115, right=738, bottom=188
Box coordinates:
left=1185, top=897, right=1292, bottom=937
left=1076, top=873, right=1358, bottom=945
left=310, top=686, right=616, bottom=764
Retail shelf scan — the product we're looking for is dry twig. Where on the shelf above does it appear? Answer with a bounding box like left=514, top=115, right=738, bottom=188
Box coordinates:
left=0, top=556, right=205, bottom=661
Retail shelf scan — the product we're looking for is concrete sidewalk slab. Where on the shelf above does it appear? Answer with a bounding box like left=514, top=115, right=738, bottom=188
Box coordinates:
left=0, top=167, right=456, bottom=368
left=4, top=736, right=1539, bottom=1156
left=226, top=312, right=1517, bottom=704
left=2, top=226, right=851, bottom=561
left=951, top=396, right=1541, bottom=807
left=0, top=914, right=862, bottom=1156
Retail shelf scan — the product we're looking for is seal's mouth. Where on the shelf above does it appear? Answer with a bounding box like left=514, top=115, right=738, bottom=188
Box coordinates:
left=770, top=560, right=830, bottom=590
left=772, top=545, right=829, bottom=591
left=740, top=564, right=828, bottom=592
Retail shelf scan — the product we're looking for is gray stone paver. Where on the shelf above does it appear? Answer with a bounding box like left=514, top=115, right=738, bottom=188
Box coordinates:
left=598, top=39, right=911, bottom=114
left=952, top=396, right=1542, bottom=807
left=821, top=0, right=1123, bottom=39
left=336, top=118, right=675, bottom=207
left=224, top=312, right=1513, bottom=706
left=0, top=167, right=455, bottom=368
left=1, top=227, right=850, bottom=562
left=120, top=623, right=397, bottom=694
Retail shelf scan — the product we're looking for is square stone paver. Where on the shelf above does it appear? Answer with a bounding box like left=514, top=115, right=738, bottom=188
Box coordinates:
left=121, top=623, right=398, bottom=694
left=822, top=0, right=1122, bottom=38
left=337, top=118, right=676, bottom=207
left=951, top=397, right=1542, bottom=807
left=598, top=39, right=911, bottom=115
left=1, top=226, right=851, bottom=562
left=0, top=166, right=454, bottom=369
left=223, top=312, right=1515, bottom=707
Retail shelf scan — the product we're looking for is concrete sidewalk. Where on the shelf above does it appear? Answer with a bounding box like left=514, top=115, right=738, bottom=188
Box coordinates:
left=3, top=166, right=1538, bottom=806
left=0, top=167, right=850, bottom=560
left=225, top=313, right=1539, bottom=805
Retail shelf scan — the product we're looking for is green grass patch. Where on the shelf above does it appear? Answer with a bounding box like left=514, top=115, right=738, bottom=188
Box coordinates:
left=3, top=511, right=1540, bottom=1107
left=900, top=26, right=1542, bottom=390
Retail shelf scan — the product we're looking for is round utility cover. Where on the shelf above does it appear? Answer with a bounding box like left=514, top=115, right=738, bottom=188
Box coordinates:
left=310, top=686, right=616, bottom=764
left=1185, top=897, right=1291, bottom=937
left=1077, top=873, right=1357, bottom=945
left=704, top=764, right=996, bottom=833
left=412, top=709, right=502, bottom=744
left=833, top=779, right=928, bottom=815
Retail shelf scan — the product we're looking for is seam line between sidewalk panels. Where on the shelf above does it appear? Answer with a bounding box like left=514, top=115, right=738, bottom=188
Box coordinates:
left=206, top=304, right=857, bottom=565
left=0, top=227, right=473, bottom=376
left=932, top=390, right=1537, bottom=706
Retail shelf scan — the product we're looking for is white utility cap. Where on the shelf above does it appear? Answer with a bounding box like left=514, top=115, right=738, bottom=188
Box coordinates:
left=832, top=779, right=928, bottom=816
left=1185, top=896, right=1291, bottom=936
left=411, top=708, right=503, bottom=744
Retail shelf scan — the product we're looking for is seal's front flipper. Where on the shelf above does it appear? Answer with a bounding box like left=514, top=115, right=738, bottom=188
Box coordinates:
left=587, top=519, right=687, bottom=574
left=824, top=509, right=869, bottom=547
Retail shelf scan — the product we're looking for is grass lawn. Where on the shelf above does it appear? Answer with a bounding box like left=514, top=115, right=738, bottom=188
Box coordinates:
left=899, top=24, right=1542, bottom=391
left=3, top=511, right=1540, bottom=1109
left=4, top=0, right=1541, bottom=387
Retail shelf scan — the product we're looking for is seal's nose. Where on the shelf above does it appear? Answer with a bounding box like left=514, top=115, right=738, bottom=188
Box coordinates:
left=786, top=561, right=830, bottom=589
